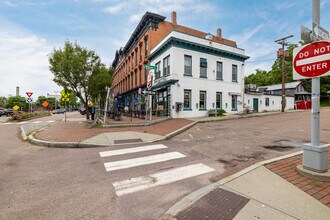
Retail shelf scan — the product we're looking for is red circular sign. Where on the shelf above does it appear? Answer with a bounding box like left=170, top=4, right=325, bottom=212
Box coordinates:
left=293, top=41, right=330, bottom=78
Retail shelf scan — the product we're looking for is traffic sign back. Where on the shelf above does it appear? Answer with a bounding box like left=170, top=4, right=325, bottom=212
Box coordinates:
left=293, top=41, right=330, bottom=79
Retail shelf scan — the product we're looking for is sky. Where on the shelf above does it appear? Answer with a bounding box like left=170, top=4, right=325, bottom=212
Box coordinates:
left=0, top=0, right=329, bottom=99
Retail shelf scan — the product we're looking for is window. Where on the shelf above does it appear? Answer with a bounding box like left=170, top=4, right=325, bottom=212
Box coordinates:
left=135, top=70, right=137, bottom=88
left=135, top=48, right=138, bottom=65
left=265, top=98, right=269, bottom=106
left=139, top=44, right=142, bottom=61
left=216, top=61, right=223, bottom=80
left=155, top=62, right=161, bottom=79
left=200, top=58, right=207, bottom=78
left=144, top=37, right=148, bottom=57
left=216, top=92, right=222, bottom=109
left=184, top=55, right=192, bottom=76
left=144, top=67, right=147, bottom=83
left=231, top=95, right=237, bottom=111
left=184, top=90, right=191, bottom=109
left=163, top=55, right=170, bottom=76
left=139, top=67, right=142, bottom=85
left=199, top=91, right=206, bottom=109
left=132, top=53, right=134, bottom=68
left=232, top=65, right=237, bottom=82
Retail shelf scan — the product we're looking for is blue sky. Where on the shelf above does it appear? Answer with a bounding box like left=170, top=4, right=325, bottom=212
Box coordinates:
left=0, top=0, right=329, bottom=98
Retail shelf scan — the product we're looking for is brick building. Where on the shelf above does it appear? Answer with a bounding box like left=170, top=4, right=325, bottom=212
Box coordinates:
left=111, top=11, right=247, bottom=116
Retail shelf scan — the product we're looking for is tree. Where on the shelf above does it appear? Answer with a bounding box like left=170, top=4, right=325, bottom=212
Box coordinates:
left=0, top=96, right=6, bottom=107
left=49, top=41, right=105, bottom=119
left=88, top=66, right=113, bottom=108
left=5, top=96, right=28, bottom=110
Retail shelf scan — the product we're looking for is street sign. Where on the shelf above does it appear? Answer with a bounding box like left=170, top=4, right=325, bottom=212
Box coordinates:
left=293, top=41, right=330, bottom=80
left=142, top=90, right=156, bottom=95
left=13, top=105, right=19, bottom=110
left=301, top=25, right=313, bottom=43
left=313, top=22, right=329, bottom=40
left=26, top=97, right=33, bottom=103
left=144, top=64, right=157, bottom=70
left=61, top=97, right=69, bottom=101
left=147, top=70, right=153, bottom=89
left=60, top=90, right=70, bottom=98
left=42, top=101, right=49, bottom=107
left=26, top=92, right=33, bottom=97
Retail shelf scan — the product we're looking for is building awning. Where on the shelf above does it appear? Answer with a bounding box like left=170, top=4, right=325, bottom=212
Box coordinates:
left=228, top=92, right=242, bottom=96
left=151, top=79, right=179, bottom=91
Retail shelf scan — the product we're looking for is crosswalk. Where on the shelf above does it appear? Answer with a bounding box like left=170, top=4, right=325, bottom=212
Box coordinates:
left=99, top=144, right=215, bottom=196
left=0, top=120, right=55, bottom=126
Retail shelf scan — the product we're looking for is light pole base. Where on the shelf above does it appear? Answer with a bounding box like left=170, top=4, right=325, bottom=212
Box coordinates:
left=302, top=143, right=328, bottom=173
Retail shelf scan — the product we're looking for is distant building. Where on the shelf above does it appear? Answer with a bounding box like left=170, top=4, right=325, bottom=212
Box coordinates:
left=244, top=81, right=310, bottom=112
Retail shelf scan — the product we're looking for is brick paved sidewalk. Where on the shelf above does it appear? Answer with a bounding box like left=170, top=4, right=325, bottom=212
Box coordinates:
left=35, top=118, right=193, bottom=142
left=265, top=147, right=330, bottom=207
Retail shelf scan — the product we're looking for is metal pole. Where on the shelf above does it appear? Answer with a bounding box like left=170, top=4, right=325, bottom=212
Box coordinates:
left=302, top=0, right=328, bottom=173
left=281, top=42, right=285, bottom=112
left=145, top=94, right=147, bottom=129
left=104, top=87, right=110, bottom=124
left=64, top=101, right=67, bottom=122
left=311, top=0, right=320, bottom=146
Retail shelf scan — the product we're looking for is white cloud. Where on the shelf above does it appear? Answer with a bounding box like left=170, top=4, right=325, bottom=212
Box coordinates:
left=0, top=28, right=61, bottom=98
left=103, top=2, right=130, bottom=14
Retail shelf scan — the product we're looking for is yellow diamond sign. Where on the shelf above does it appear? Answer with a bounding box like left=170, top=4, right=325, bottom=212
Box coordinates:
left=13, top=105, right=20, bottom=110
left=60, top=90, right=70, bottom=98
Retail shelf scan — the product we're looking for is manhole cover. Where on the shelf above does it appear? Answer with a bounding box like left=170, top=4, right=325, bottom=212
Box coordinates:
left=114, top=138, right=143, bottom=144
left=175, top=188, right=250, bottom=220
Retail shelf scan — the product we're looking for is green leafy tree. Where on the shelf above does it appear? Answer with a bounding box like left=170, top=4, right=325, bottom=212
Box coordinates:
left=49, top=41, right=105, bottom=119
left=88, top=66, right=113, bottom=108
left=5, top=96, right=28, bottom=110
left=0, top=96, right=6, bottom=107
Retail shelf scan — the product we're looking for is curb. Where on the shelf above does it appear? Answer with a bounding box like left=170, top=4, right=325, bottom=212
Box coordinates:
left=161, top=150, right=303, bottom=220
left=27, top=120, right=198, bottom=148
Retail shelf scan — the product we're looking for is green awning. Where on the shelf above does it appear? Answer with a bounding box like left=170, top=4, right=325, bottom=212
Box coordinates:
left=151, top=79, right=179, bottom=91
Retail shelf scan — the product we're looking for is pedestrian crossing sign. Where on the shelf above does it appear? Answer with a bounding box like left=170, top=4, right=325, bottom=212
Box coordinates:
left=62, top=97, right=69, bottom=101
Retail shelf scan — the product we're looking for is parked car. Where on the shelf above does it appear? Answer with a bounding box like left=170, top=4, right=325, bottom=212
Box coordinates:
left=52, top=108, right=66, bottom=114
left=0, top=108, right=5, bottom=117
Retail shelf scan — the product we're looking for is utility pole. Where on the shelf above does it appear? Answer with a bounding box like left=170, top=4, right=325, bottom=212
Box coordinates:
left=275, top=35, right=293, bottom=112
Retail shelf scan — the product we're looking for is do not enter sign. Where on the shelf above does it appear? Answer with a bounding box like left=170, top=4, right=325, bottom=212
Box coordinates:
left=293, top=41, right=330, bottom=79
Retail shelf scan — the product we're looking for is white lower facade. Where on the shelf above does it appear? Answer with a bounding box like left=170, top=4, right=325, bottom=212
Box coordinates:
left=244, top=93, right=295, bottom=112
left=149, top=31, right=248, bottom=118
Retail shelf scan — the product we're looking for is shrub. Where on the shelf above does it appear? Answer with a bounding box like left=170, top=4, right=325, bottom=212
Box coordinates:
left=217, top=109, right=226, bottom=116
left=11, top=111, right=51, bottom=122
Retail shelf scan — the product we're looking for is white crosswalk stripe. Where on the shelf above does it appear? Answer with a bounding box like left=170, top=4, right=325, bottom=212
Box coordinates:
left=113, top=163, right=215, bottom=196
left=99, top=144, right=215, bottom=196
left=47, top=120, right=55, bottom=123
left=104, top=152, right=186, bottom=172
left=99, top=144, right=167, bottom=157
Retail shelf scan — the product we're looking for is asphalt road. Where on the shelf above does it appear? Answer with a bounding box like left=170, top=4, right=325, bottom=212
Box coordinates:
left=0, top=108, right=329, bottom=220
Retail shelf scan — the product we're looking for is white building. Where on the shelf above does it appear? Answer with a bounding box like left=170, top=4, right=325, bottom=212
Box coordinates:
left=244, top=93, right=295, bottom=113
left=148, top=31, right=249, bottom=118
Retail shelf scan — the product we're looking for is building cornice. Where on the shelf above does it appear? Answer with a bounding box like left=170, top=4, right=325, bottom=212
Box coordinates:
left=148, top=37, right=250, bottom=62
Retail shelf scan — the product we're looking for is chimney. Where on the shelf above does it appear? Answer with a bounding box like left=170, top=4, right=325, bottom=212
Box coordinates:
left=171, top=11, right=177, bottom=25
left=216, top=28, right=222, bottom=38
left=16, top=86, right=19, bottom=96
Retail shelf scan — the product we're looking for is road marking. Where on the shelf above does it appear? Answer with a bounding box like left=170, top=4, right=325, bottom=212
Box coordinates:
left=113, top=163, right=215, bottom=196
left=32, top=121, right=43, bottom=124
left=189, top=134, right=193, bottom=139
left=196, top=127, right=201, bottom=131
left=2, top=122, right=13, bottom=125
left=104, top=152, right=186, bottom=172
left=47, top=120, right=55, bottom=123
left=17, top=121, right=28, bottom=124
left=99, top=144, right=168, bottom=157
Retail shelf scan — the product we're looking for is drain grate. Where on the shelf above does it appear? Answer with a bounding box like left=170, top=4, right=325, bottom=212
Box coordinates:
left=176, top=188, right=250, bottom=220
left=114, top=138, right=143, bottom=144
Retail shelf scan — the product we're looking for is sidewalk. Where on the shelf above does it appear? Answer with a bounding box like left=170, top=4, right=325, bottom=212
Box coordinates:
left=162, top=149, right=330, bottom=220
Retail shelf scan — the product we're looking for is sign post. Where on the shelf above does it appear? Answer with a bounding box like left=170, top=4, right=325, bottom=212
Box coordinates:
left=60, top=90, right=71, bottom=122
left=26, top=92, right=33, bottom=113
left=295, top=0, right=329, bottom=173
